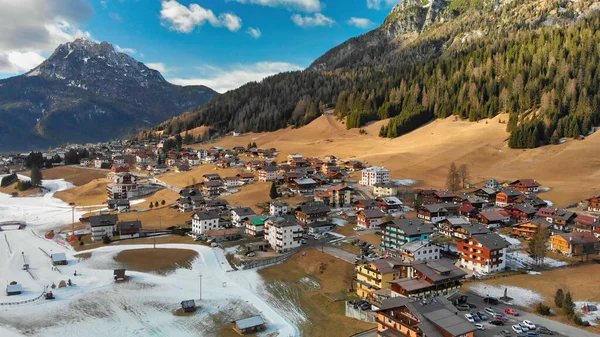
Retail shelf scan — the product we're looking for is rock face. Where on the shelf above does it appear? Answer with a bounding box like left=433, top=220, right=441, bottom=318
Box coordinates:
left=0, top=39, right=218, bottom=151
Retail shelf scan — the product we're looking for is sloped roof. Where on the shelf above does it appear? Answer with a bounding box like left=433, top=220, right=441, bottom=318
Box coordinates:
left=235, top=316, right=265, bottom=329
left=360, top=209, right=385, bottom=218
left=232, top=207, right=255, bottom=217
left=470, top=233, right=510, bottom=249
left=51, top=252, right=67, bottom=262
left=385, top=219, right=435, bottom=236
left=193, top=210, right=220, bottom=220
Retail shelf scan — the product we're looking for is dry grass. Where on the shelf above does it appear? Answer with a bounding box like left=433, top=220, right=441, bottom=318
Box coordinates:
left=334, top=225, right=356, bottom=237
left=20, top=166, right=108, bottom=186
left=114, top=248, right=198, bottom=274
left=465, top=264, right=600, bottom=333
left=74, top=234, right=200, bottom=251
left=54, top=178, right=108, bottom=206
left=259, top=248, right=374, bottom=336
left=222, top=182, right=271, bottom=213
left=358, top=233, right=381, bottom=249
left=200, top=114, right=600, bottom=207
left=0, top=182, right=45, bottom=197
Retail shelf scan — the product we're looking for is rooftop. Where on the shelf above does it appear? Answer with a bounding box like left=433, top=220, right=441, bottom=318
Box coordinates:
left=235, top=315, right=265, bottom=329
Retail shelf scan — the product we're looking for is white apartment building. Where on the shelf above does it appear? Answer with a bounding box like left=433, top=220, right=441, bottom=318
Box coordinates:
left=191, top=211, right=220, bottom=235
left=269, top=201, right=289, bottom=216
left=360, top=166, right=390, bottom=187
left=264, top=216, right=303, bottom=253
left=397, top=240, right=441, bottom=262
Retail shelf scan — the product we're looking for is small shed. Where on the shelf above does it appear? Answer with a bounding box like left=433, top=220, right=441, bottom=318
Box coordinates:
left=6, top=281, right=22, bottom=296
left=180, top=299, right=197, bottom=313
left=51, top=252, right=68, bottom=265
left=113, top=269, right=126, bottom=281
left=233, top=315, right=266, bottom=335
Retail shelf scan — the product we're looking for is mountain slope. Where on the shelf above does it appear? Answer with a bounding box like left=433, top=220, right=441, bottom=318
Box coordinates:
left=157, top=0, right=600, bottom=149
left=0, top=39, right=218, bottom=151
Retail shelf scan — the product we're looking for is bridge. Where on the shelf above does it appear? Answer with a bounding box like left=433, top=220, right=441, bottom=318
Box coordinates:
left=0, top=221, right=27, bottom=230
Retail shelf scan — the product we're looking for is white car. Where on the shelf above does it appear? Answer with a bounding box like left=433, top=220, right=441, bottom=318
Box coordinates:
left=522, top=320, right=536, bottom=329
left=465, top=314, right=475, bottom=323
left=512, top=325, right=523, bottom=334
left=353, top=227, right=364, bottom=231
left=474, top=323, right=484, bottom=330
left=518, top=323, right=530, bottom=332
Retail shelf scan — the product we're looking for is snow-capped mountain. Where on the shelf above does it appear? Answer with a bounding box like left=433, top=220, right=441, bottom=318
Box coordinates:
left=0, top=39, right=218, bottom=151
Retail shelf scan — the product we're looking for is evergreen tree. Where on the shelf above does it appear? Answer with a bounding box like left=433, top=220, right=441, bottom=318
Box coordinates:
left=269, top=181, right=278, bottom=200
left=563, top=291, right=575, bottom=318
left=183, top=132, right=194, bottom=145
left=30, top=166, right=43, bottom=186
left=149, top=202, right=154, bottom=209
left=555, top=288, right=564, bottom=308
left=528, top=225, right=548, bottom=266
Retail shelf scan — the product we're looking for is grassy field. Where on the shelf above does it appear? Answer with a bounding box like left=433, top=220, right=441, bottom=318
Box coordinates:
left=54, top=178, right=108, bottom=206
left=22, top=166, right=108, bottom=186
left=113, top=248, right=198, bottom=274
left=465, top=264, right=600, bottom=332
left=258, top=248, right=374, bottom=337
left=74, top=234, right=201, bottom=251
left=0, top=182, right=45, bottom=197
left=222, top=182, right=309, bottom=213
left=196, top=114, right=600, bottom=207
left=156, top=166, right=242, bottom=189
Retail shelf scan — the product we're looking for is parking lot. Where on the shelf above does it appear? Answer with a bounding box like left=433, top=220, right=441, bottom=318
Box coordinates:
left=454, top=292, right=591, bottom=337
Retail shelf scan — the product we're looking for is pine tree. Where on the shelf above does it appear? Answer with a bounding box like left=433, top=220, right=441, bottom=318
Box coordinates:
left=30, top=165, right=43, bottom=186
left=555, top=288, right=564, bottom=308
left=269, top=181, right=278, bottom=199
left=149, top=202, right=154, bottom=209
left=563, top=291, right=575, bottom=318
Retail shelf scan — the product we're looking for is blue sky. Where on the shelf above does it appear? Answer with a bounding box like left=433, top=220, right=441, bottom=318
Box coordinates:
left=0, top=0, right=398, bottom=92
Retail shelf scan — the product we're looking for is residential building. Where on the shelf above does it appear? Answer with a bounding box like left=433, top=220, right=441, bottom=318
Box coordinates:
left=472, top=187, right=498, bottom=202
left=357, top=209, right=385, bottom=229
left=495, top=189, right=521, bottom=207
left=396, top=240, right=440, bottom=262
left=237, top=173, right=255, bottom=184
left=504, top=204, right=537, bottom=222
left=381, top=219, right=435, bottom=253
left=202, top=180, right=223, bottom=197
left=191, top=211, right=220, bottom=235
left=231, top=207, right=256, bottom=227
left=289, top=178, right=318, bottom=194
left=508, top=179, right=541, bottom=193
left=224, top=176, right=243, bottom=188
left=360, top=166, right=390, bottom=187
left=511, top=218, right=552, bottom=239
left=477, top=210, right=509, bottom=228
left=327, top=185, right=353, bottom=207
left=89, top=214, right=118, bottom=241
left=377, top=196, right=403, bottom=213
left=374, top=296, right=476, bottom=337
left=437, top=218, right=490, bottom=239
left=269, top=201, right=289, bottom=216
left=457, top=233, right=510, bottom=274
left=373, top=183, right=399, bottom=197
left=258, top=165, right=278, bottom=182
left=355, top=257, right=405, bottom=299
left=106, top=173, right=137, bottom=200
left=535, top=208, right=577, bottom=231
left=294, top=202, right=330, bottom=224
left=118, top=220, right=142, bottom=239
left=549, top=232, right=599, bottom=256
left=389, top=259, right=466, bottom=299
left=585, top=195, right=600, bottom=213
left=264, top=216, right=303, bottom=253
left=354, top=199, right=381, bottom=211
left=306, top=221, right=335, bottom=234
left=417, top=204, right=448, bottom=224
left=245, top=215, right=269, bottom=237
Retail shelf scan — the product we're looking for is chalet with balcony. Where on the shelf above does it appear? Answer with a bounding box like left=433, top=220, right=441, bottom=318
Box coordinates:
left=417, top=204, right=448, bottom=224
left=511, top=218, right=552, bottom=239
left=381, top=219, right=435, bottom=253
left=457, top=233, right=510, bottom=274
left=459, top=204, right=478, bottom=218
left=294, top=202, right=330, bottom=224
left=437, top=217, right=490, bottom=239
left=377, top=196, right=403, bottom=213
left=535, top=208, right=577, bottom=231
left=472, top=187, right=498, bottom=203
left=433, top=190, right=458, bottom=203
left=355, top=257, right=405, bottom=299
left=289, top=178, right=318, bottom=195
left=202, top=180, right=224, bottom=197
left=245, top=215, right=269, bottom=237
left=389, top=259, right=466, bottom=299
left=549, top=232, right=599, bottom=256
left=395, top=241, right=441, bottom=262
left=355, top=199, right=381, bottom=211
left=415, top=189, right=438, bottom=206
left=504, top=204, right=537, bottom=222
left=508, top=179, right=541, bottom=193
left=357, top=209, right=386, bottom=229
left=495, top=189, right=521, bottom=207
left=374, top=296, right=476, bottom=337
left=258, top=165, right=278, bottom=182
left=373, top=183, right=399, bottom=197
left=585, top=195, right=600, bottom=213
left=477, top=210, right=509, bottom=228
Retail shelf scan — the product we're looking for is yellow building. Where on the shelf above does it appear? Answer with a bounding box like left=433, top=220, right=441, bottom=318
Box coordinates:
left=373, top=183, right=399, bottom=197
left=549, top=232, right=598, bottom=256
left=355, top=258, right=405, bottom=299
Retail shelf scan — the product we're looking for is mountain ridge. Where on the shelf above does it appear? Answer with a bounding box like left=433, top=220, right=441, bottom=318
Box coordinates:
left=0, top=39, right=218, bottom=151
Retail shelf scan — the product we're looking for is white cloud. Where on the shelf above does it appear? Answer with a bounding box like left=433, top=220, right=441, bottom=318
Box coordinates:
left=229, top=0, right=322, bottom=13
left=109, top=12, right=123, bottom=22
left=168, top=61, right=303, bottom=93
left=347, top=17, right=374, bottom=29
left=291, top=13, right=335, bottom=27
left=0, top=0, right=94, bottom=74
left=160, top=0, right=243, bottom=33
left=366, top=0, right=398, bottom=10
left=115, top=45, right=136, bottom=54
left=146, top=62, right=169, bottom=73
left=246, top=27, right=262, bottom=39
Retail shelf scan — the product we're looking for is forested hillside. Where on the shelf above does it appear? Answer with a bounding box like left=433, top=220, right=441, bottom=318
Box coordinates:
left=157, top=0, right=600, bottom=149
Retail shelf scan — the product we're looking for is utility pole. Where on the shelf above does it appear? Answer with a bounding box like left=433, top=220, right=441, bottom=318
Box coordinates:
left=154, top=216, right=162, bottom=249
left=69, top=202, right=76, bottom=242
left=198, top=273, right=202, bottom=301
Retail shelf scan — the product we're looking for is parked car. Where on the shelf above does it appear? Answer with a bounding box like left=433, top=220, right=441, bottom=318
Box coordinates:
left=456, top=304, right=470, bottom=311
left=494, top=314, right=508, bottom=323
left=505, top=308, right=520, bottom=316
left=484, top=297, right=499, bottom=305
left=512, top=325, right=524, bottom=334
left=465, top=314, right=475, bottom=323
left=353, top=227, right=364, bottom=231
left=474, top=323, right=484, bottom=330
left=537, top=327, right=553, bottom=335
left=489, top=319, right=505, bottom=326
left=518, top=323, right=530, bottom=332
left=476, top=312, right=489, bottom=320
left=467, top=302, right=477, bottom=308
left=484, top=307, right=496, bottom=316
left=522, top=320, right=536, bottom=329
left=471, top=312, right=480, bottom=322
left=526, top=332, right=541, bottom=337
left=246, top=251, right=256, bottom=257
left=500, top=330, right=512, bottom=337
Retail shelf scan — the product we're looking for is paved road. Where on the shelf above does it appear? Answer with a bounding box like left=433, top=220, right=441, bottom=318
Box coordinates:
left=321, top=245, right=356, bottom=263
left=69, top=165, right=109, bottom=172
left=150, top=178, right=182, bottom=193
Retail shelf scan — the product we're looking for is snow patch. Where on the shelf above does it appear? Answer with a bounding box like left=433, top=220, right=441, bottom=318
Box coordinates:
left=506, top=251, right=568, bottom=268
left=544, top=200, right=554, bottom=207
left=469, top=284, right=545, bottom=307
left=575, top=301, right=600, bottom=325
left=498, top=234, right=521, bottom=247
left=25, top=68, right=41, bottom=77
left=391, top=179, right=417, bottom=186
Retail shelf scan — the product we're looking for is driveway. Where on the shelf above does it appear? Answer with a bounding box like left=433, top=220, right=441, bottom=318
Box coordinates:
left=321, top=245, right=356, bottom=263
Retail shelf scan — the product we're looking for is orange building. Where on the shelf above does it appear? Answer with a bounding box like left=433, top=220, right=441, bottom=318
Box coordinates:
left=375, top=296, right=476, bottom=337
left=549, top=232, right=598, bottom=256
left=511, top=219, right=551, bottom=239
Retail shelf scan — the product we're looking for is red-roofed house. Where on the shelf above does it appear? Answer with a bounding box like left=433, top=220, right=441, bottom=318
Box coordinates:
left=509, top=179, right=541, bottom=193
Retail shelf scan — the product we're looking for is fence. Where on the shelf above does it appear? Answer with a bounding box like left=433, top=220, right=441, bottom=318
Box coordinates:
left=345, top=302, right=377, bottom=323
left=239, top=248, right=300, bottom=270
left=0, top=291, right=46, bottom=306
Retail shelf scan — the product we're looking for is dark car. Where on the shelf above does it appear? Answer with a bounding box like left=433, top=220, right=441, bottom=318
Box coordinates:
left=484, top=297, right=499, bottom=305
left=455, top=304, right=470, bottom=311
left=467, top=302, right=477, bottom=308
left=489, top=319, right=505, bottom=326
left=537, top=327, right=554, bottom=335
left=476, top=312, right=489, bottom=320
